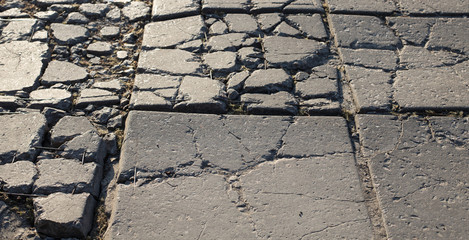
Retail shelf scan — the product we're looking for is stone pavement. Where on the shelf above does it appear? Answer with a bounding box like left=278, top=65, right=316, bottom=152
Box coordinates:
left=0, top=0, right=468, bottom=239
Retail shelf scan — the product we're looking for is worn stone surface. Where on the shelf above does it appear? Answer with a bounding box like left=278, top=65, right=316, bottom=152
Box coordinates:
left=152, top=0, right=199, bottom=20
left=237, top=47, right=263, bottom=68
left=329, top=14, right=400, bottom=50
left=76, top=89, right=120, bottom=107
left=326, top=0, right=397, bottom=14
left=142, top=16, right=204, bottom=49
left=51, top=23, right=90, bottom=45
left=58, top=130, right=106, bottom=165
left=0, top=41, right=49, bottom=93
left=28, top=88, right=72, bottom=110
left=206, top=33, right=257, bottom=51
left=87, top=41, right=113, bottom=56
left=1, top=19, right=40, bottom=41
left=244, top=68, right=292, bottom=93
left=0, top=161, right=37, bottom=193
left=130, top=74, right=180, bottom=110
left=358, top=115, right=469, bottom=239
left=100, top=26, right=120, bottom=38
left=0, top=113, right=46, bottom=164
left=273, top=21, right=302, bottom=37
left=426, top=18, right=469, bottom=54
left=340, top=48, right=397, bottom=70
left=399, top=0, right=469, bottom=15
left=399, top=46, right=467, bottom=69
left=122, top=1, right=149, bottom=22
left=386, top=17, right=436, bottom=45
left=295, top=64, right=338, bottom=99
left=41, top=60, right=88, bottom=86
left=0, top=200, right=37, bottom=240
left=50, top=116, right=95, bottom=147
left=138, top=48, right=203, bottom=75
left=174, top=76, right=227, bottom=113
left=34, top=193, right=96, bottom=239
left=79, top=3, right=109, bottom=18
left=283, top=0, right=324, bottom=13
left=287, top=14, right=328, bottom=40
left=224, top=14, right=260, bottom=35
left=241, top=92, right=298, bottom=115
left=204, top=51, right=238, bottom=72
left=301, top=98, right=341, bottom=114
left=33, top=158, right=102, bottom=197
left=202, top=0, right=249, bottom=13
left=257, top=13, right=282, bottom=32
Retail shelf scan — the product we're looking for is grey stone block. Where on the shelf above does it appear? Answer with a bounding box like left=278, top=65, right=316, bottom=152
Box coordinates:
left=244, top=68, right=293, bottom=93
left=224, top=14, right=260, bottom=36
left=202, top=0, right=250, bottom=13
left=0, top=96, right=22, bottom=109
left=122, top=1, right=149, bottom=22
left=59, top=130, right=106, bottom=165
left=174, top=76, right=227, bottom=114
left=340, top=48, right=397, bottom=70
left=34, top=193, right=96, bottom=239
left=300, top=98, right=341, bottom=114
left=130, top=74, right=180, bottom=110
left=0, top=41, right=49, bottom=93
left=87, top=42, right=113, bottom=56
left=152, top=0, right=199, bottom=20
left=51, top=116, right=95, bottom=147
left=273, top=21, right=302, bottom=37
left=326, top=0, right=397, bottom=14
left=399, top=46, right=467, bottom=69
left=426, top=18, right=469, bottom=54
left=237, top=47, right=263, bottom=69
left=41, top=60, right=88, bottom=86
left=79, top=3, right=109, bottom=17
left=100, top=26, right=120, bottom=38
left=93, top=79, right=122, bottom=91
left=241, top=91, right=298, bottom=115
left=257, top=13, right=282, bottom=32
left=204, top=51, right=238, bottom=72
left=138, top=49, right=203, bottom=75
left=0, top=161, right=37, bottom=193
left=0, top=113, right=46, bottom=164
left=51, top=23, right=90, bottom=45
left=227, top=71, right=250, bottom=91
left=386, top=17, right=436, bottom=46
left=142, top=16, right=205, bottom=49
left=283, top=0, right=324, bottom=13
left=206, top=33, right=257, bottom=51
left=209, top=20, right=228, bottom=35
left=1, top=19, right=40, bottom=41
left=28, top=89, right=72, bottom=110
left=329, top=14, right=400, bottom=50
left=295, top=64, right=338, bottom=99
left=33, top=158, right=102, bottom=197
left=399, top=0, right=469, bottom=15
left=76, top=89, right=120, bottom=108
left=287, top=14, right=328, bottom=40
left=64, top=12, right=89, bottom=24
left=35, top=0, right=89, bottom=6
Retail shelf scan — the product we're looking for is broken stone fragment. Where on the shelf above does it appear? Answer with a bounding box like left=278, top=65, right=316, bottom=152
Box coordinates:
left=76, top=89, right=120, bottom=108
left=241, top=91, right=298, bottom=115
left=0, top=161, right=37, bottom=193
left=58, top=130, right=107, bottom=165
left=41, top=60, right=88, bottom=86
left=28, top=88, right=72, bottom=110
left=174, top=76, right=227, bottom=114
left=50, top=116, right=96, bottom=147
left=244, top=68, right=293, bottom=93
left=51, top=23, right=90, bottom=45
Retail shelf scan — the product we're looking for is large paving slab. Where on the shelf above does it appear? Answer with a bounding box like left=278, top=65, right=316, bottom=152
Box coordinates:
left=326, top=0, right=397, bottom=14
left=357, top=115, right=469, bottom=239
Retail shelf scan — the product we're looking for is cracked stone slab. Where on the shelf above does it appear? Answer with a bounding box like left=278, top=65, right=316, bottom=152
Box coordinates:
left=224, top=14, right=260, bottom=36
left=426, top=18, right=469, bottom=54
left=241, top=92, right=298, bottom=115
left=50, top=116, right=96, bottom=147
left=76, top=88, right=120, bottom=108
left=326, top=0, right=397, bottom=14
left=138, top=48, right=203, bottom=75
left=386, top=17, right=436, bottom=46
left=399, top=46, right=467, bottom=69
left=204, top=51, right=238, bottom=73
left=0, top=19, right=40, bottom=41
left=257, top=13, right=283, bottom=32
left=34, top=192, right=96, bottom=239
left=358, top=115, right=469, bottom=239
left=41, top=60, right=88, bottom=86
left=28, top=88, right=72, bottom=110
left=329, top=14, right=400, bottom=50
left=399, top=0, right=469, bottom=15
left=107, top=175, right=257, bottom=239
left=0, top=41, right=49, bottom=93
left=130, top=74, right=180, bottom=111
left=33, top=158, right=102, bottom=197
left=50, top=23, right=90, bottom=45
left=295, top=64, right=339, bottom=99
left=243, top=68, right=293, bottom=93
left=0, top=113, right=47, bottom=164
left=0, top=161, right=37, bottom=193
left=287, top=14, right=328, bottom=40
left=174, top=76, right=227, bottom=114
left=240, top=156, right=373, bottom=239
left=142, top=15, right=205, bottom=49
left=283, top=0, right=324, bottom=13
left=152, top=0, right=199, bottom=20
left=340, top=48, right=397, bottom=70
left=202, top=0, right=250, bottom=13
left=58, top=130, right=106, bottom=165
left=394, top=61, right=469, bottom=111
left=118, top=111, right=292, bottom=181
left=251, top=0, right=323, bottom=13
left=300, top=98, right=341, bottom=114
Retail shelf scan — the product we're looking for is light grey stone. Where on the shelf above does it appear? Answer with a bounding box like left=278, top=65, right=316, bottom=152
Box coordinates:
left=1, top=19, right=40, bottom=41
left=28, top=88, right=72, bottom=110
left=237, top=47, right=263, bottom=68
left=31, top=30, right=49, bottom=42
left=34, top=193, right=96, bottom=239
left=122, top=1, right=149, bottom=22
left=33, top=158, right=102, bottom=196
left=100, top=26, right=120, bottom=38
left=87, top=42, right=113, bottom=56
left=76, top=89, right=120, bottom=108
left=209, top=20, right=228, bottom=35
left=51, top=116, right=95, bottom=147
left=34, top=10, right=59, bottom=21
left=426, top=18, right=469, bottom=54
left=251, top=0, right=284, bottom=12
left=0, top=113, right=46, bottom=164
left=386, top=17, right=436, bottom=45
left=130, top=91, right=173, bottom=111
left=59, top=130, right=106, bottom=165
left=340, top=48, right=397, bottom=70
left=244, top=68, right=293, bottom=93
left=326, top=0, right=397, bottom=14
left=93, top=79, right=122, bottom=91
left=399, top=46, right=467, bottom=69
left=174, top=76, right=227, bottom=114
left=257, top=13, right=282, bottom=32
left=227, top=71, right=250, bottom=91
left=300, top=98, right=341, bottom=114
left=116, top=50, right=127, bottom=59
left=41, top=61, right=88, bottom=86
left=204, top=51, right=238, bottom=72
left=51, top=23, right=90, bottom=45
left=0, top=161, right=37, bottom=193
left=329, top=15, right=400, bottom=50
left=399, top=0, right=469, bottom=15
left=142, top=16, right=205, bottom=49
left=0, top=8, right=28, bottom=18
left=206, top=33, right=257, bottom=51
left=241, top=91, right=298, bottom=115
left=283, top=0, right=324, bottom=13
left=287, top=14, right=328, bottom=40
left=35, top=0, right=89, bottom=6
left=273, top=21, right=302, bottom=37
left=0, top=41, right=49, bottom=93
left=224, top=14, right=260, bottom=35
left=79, top=3, right=109, bottom=17
left=202, top=0, right=249, bottom=13
left=106, top=7, right=121, bottom=21
left=138, top=49, right=203, bottom=75
left=295, top=71, right=338, bottom=99
left=152, top=0, right=199, bottom=20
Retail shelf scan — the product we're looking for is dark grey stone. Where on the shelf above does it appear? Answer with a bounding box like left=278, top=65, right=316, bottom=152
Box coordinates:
left=33, top=158, right=102, bottom=197
left=287, top=14, right=328, bottom=40
left=326, top=0, right=397, bottom=14
left=174, top=76, right=227, bottom=114
left=329, top=15, right=400, bottom=50
left=399, top=0, right=469, bottom=15
left=130, top=74, right=180, bottom=111
left=227, top=71, right=250, bottom=91
left=0, top=96, right=21, bottom=109
left=34, top=193, right=96, bottom=239
left=42, top=107, right=66, bottom=125
left=399, top=46, right=467, bottom=69
left=426, top=18, right=469, bottom=54
left=386, top=17, right=436, bottom=46
left=244, top=68, right=293, bottom=93
left=0, top=113, right=46, bottom=164
left=283, top=0, right=324, bottom=13
left=28, top=88, right=72, bottom=110
left=122, top=1, right=149, bottom=22
left=58, top=130, right=106, bottom=165
left=76, top=89, right=120, bottom=108
left=79, top=3, right=109, bottom=17
left=64, top=12, right=89, bottom=24
left=50, top=116, right=95, bottom=147
left=250, top=0, right=283, bottom=12
left=107, top=115, right=123, bottom=129
left=224, top=14, right=260, bottom=36
left=0, top=161, right=37, bottom=193
left=295, top=65, right=338, bottom=99
left=237, top=47, right=263, bottom=68
left=152, top=0, right=199, bottom=20
left=138, top=49, right=203, bottom=75
left=202, top=0, right=250, bottom=13
left=0, top=41, right=49, bottom=93
left=204, top=51, right=238, bottom=72
left=206, top=33, right=257, bottom=51
left=273, top=22, right=302, bottom=37
left=241, top=92, right=298, bottom=115
left=41, top=61, right=88, bottom=86
left=257, top=13, right=282, bottom=32
left=91, top=106, right=113, bottom=124
left=51, top=23, right=90, bottom=45
left=87, top=42, right=113, bottom=56
left=340, top=48, right=397, bottom=70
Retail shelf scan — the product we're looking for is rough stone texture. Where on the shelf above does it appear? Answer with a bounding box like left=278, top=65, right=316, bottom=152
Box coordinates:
left=301, top=98, right=341, bottom=114
left=130, top=74, right=181, bottom=110
left=340, top=48, right=397, bottom=70
left=295, top=64, right=338, bottom=99
left=87, top=42, right=113, bottom=56
left=0, top=200, right=37, bottom=240
left=426, top=18, right=469, bottom=54
left=41, top=60, right=88, bottom=86
left=93, top=79, right=122, bottom=91
left=0, top=113, right=46, bottom=164
left=65, top=12, right=89, bottom=24
left=273, top=22, right=301, bottom=37
left=227, top=71, right=250, bottom=91
left=244, top=68, right=292, bottom=93
left=241, top=92, right=298, bottom=115
left=34, top=193, right=96, bottom=239
left=326, top=0, right=397, bottom=14
left=35, top=0, right=90, bottom=6
left=100, top=26, right=120, bottom=38
left=0, top=96, right=21, bottom=108
left=257, top=13, right=282, bottom=32
left=79, top=3, right=109, bottom=18
left=50, top=116, right=95, bottom=147
left=263, top=36, right=328, bottom=69
left=142, top=16, right=205, bottom=49
left=138, top=49, right=203, bottom=75
left=399, top=46, right=467, bottom=69
left=358, top=115, right=469, bottom=239
left=152, top=0, right=199, bottom=20
left=224, top=14, right=260, bottom=36
left=329, top=14, right=400, bottom=50
left=33, top=158, right=102, bottom=197
left=174, top=76, right=227, bottom=113
left=346, top=66, right=392, bottom=111
left=209, top=20, right=228, bottom=35
left=287, top=14, right=328, bottom=40
left=237, top=47, right=263, bottom=68
left=0, top=161, right=37, bottom=193
left=206, top=33, right=257, bottom=51
left=28, top=88, right=72, bottom=110
left=76, top=89, right=120, bottom=107
left=394, top=61, right=469, bottom=111
left=204, top=51, right=238, bottom=72
left=51, top=23, right=90, bottom=45
left=1, top=19, right=40, bottom=41
left=122, top=1, right=149, bottom=22
left=386, top=17, right=436, bottom=45
left=240, top=156, right=373, bottom=239
left=399, top=0, right=469, bottom=15
left=58, top=130, right=106, bottom=165
left=118, top=111, right=292, bottom=180
left=0, top=41, right=49, bottom=93
left=283, top=0, right=324, bottom=13
left=202, top=0, right=250, bottom=13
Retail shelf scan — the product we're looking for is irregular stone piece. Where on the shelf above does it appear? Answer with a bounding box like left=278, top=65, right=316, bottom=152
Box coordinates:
left=93, top=79, right=122, bottom=91
left=76, top=89, right=120, bottom=108
left=301, top=98, right=341, bottom=114
left=34, top=193, right=96, bottom=239
left=152, top=0, right=199, bottom=20
left=241, top=156, right=373, bottom=239
left=327, top=0, right=397, bottom=14
left=41, top=61, right=88, bottom=86
left=1, top=19, right=40, bottom=41
left=241, top=92, right=298, bottom=115
left=65, top=12, right=89, bottom=24
left=59, top=130, right=106, bottom=165
left=251, top=0, right=284, bottom=12
left=122, top=1, right=149, bottom=21
left=0, top=96, right=21, bottom=108
left=142, top=16, right=205, bottom=49
left=206, top=33, right=257, bottom=51
left=0, top=161, right=37, bottom=193
left=244, top=68, right=293, bottom=93
left=329, top=15, right=400, bottom=50
left=257, top=13, right=282, bottom=32
left=0, top=41, right=49, bottom=93
left=34, top=10, right=59, bottom=21
left=287, top=14, right=328, bottom=40
left=340, top=48, right=397, bottom=70
left=79, top=3, right=109, bottom=17
left=227, top=71, right=250, bottom=91
left=0, top=8, right=29, bottom=18
left=29, top=88, right=72, bottom=110
left=138, top=49, right=203, bottom=75
left=209, top=20, right=228, bottom=35
left=87, top=42, right=113, bottom=55
left=33, top=158, right=102, bottom=197
left=295, top=71, right=338, bottom=99
left=264, top=36, right=328, bottom=69
left=0, top=113, right=46, bottom=164
left=51, top=23, right=90, bottom=45
left=100, top=26, right=120, bottom=38
left=202, top=0, right=250, bottom=13
left=399, top=0, right=469, bottom=15
left=174, top=76, right=227, bottom=114
left=51, top=116, right=95, bottom=147
left=35, top=0, right=89, bottom=6
left=130, top=74, right=180, bottom=110
left=224, top=14, right=260, bottom=35
left=273, top=22, right=302, bottom=37
left=386, top=17, right=436, bottom=45
left=426, top=18, right=469, bottom=54
left=399, top=46, right=467, bottom=69
left=42, top=107, right=66, bottom=125
left=204, top=51, right=238, bottom=72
